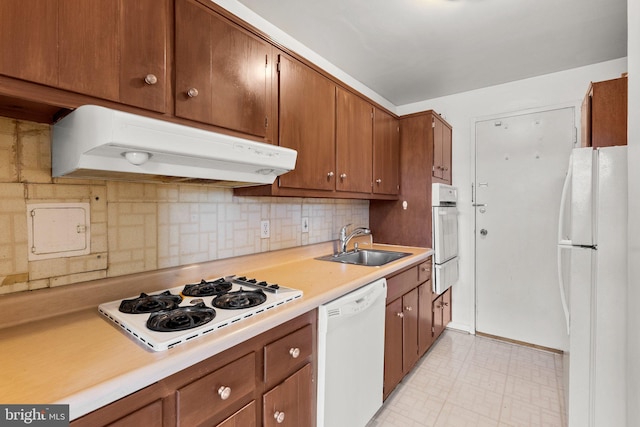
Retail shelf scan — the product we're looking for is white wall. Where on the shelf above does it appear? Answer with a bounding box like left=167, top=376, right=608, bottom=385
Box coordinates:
left=397, top=58, right=628, bottom=335
left=627, top=0, right=639, bottom=424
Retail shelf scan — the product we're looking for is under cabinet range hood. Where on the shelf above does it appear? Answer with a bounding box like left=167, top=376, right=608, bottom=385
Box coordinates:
left=52, top=105, right=297, bottom=187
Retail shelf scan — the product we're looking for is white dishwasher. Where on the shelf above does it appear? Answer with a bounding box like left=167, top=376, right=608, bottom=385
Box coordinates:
left=317, top=278, right=387, bottom=427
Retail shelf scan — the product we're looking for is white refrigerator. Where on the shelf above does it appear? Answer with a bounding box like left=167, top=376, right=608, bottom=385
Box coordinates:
left=557, top=146, right=627, bottom=427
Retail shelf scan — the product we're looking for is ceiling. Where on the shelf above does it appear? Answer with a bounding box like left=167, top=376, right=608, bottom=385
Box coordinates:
left=236, top=0, right=627, bottom=106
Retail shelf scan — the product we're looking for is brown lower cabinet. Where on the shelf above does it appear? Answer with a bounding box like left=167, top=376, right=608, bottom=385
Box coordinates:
left=384, top=258, right=444, bottom=399
left=433, top=288, right=452, bottom=340
left=70, top=310, right=316, bottom=427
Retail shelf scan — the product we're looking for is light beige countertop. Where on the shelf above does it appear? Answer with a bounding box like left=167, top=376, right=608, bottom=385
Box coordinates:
left=0, top=241, right=432, bottom=420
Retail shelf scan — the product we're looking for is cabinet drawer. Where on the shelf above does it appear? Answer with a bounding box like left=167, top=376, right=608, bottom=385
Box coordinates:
left=387, top=266, right=418, bottom=301
left=177, top=352, right=256, bottom=426
left=264, top=324, right=312, bottom=386
left=418, top=258, right=432, bottom=284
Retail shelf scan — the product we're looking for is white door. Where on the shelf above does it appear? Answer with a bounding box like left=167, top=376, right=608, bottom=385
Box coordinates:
left=475, top=107, right=575, bottom=349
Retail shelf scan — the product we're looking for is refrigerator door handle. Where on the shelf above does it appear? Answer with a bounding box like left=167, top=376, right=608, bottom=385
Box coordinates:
left=557, top=155, right=573, bottom=245
left=556, top=246, right=570, bottom=334
left=556, top=154, right=573, bottom=335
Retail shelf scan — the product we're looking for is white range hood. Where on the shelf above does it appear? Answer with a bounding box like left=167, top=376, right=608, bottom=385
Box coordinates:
left=52, top=105, right=297, bottom=187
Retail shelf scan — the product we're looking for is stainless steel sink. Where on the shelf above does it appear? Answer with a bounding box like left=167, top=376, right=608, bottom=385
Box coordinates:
left=316, top=249, right=411, bottom=267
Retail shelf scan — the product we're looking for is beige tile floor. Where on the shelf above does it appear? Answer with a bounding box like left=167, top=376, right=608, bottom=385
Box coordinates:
left=368, top=329, right=566, bottom=427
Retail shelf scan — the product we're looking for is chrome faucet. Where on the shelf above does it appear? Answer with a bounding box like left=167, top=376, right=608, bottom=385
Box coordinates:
left=338, top=224, right=371, bottom=254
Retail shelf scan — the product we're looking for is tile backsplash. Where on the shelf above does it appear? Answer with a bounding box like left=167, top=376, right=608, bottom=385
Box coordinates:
left=0, top=117, right=369, bottom=295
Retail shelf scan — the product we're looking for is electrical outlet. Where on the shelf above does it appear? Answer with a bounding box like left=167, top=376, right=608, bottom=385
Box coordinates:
left=302, top=217, right=309, bottom=233
left=261, top=220, right=270, bottom=239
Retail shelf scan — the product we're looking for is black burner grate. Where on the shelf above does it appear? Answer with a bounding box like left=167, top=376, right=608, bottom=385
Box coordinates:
left=146, top=303, right=216, bottom=332
left=212, top=288, right=267, bottom=310
left=183, top=278, right=233, bottom=297
left=119, top=291, right=182, bottom=314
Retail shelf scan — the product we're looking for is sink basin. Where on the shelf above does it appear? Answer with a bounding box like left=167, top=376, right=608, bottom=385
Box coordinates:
left=316, top=249, right=412, bottom=267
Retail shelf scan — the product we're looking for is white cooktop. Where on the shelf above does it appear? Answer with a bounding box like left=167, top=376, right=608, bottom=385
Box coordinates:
left=98, top=277, right=302, bottom=351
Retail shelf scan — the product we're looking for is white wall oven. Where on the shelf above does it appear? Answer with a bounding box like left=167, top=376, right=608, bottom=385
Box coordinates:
left=432, top=183, right=459, bottom=295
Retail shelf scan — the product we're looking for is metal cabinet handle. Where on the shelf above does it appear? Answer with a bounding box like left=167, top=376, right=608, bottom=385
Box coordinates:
left=144, top=74, right=158, bottom=85
left=187, top=87, right=199, bottom=98
left=289, top=347, right=300, bottom=358
left=405, top=306, right=413, bottom=311
left=217, top=386, right=231, bottom=400
left=274, top=411, right=285, bottom=423
left=443, top=302, right=449, bottom=307
left=480, top=229, right=488, bottom=236
left=397, top=312, right=404, bottom=318
left=340, top=173, right=347, bottom=179
left=327, top=171, right=334, bottom=178
left=375, top=178, right=382, bottom=184
left=421, top=267, right=431, bottom=273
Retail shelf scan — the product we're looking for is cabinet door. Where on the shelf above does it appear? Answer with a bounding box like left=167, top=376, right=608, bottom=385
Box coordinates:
left=336, top=87, right=373, bottom=193
left=119, top=0, right=168, bottom=113
left=433, top=294, right=445, bottom=339
left=176, top=0, right=270, bottom=137
left=58, top=0, right=119, bottom=101
left=263, top=363, right=313, bottom=427
left=590, top=77, right=628, bottom=148
left=277, top=54, right=336, bottom=191
left=418, top=281, right=434, bottom=356
left=441, top=120, right=452, bottom=183
left=216, top=401, right=257, bottom=427
left=443, top=288, right=452, bottom=327
left=432, top=114, right=452, bottom=184
left=0, top=0, right=58, bottom=86
left=373, top=108, right=400, bottom=195
left=209, top=14, right=271, bottom=138
left=383, top=298, right=404, bottom=399
left=402, top=288, right=419, bottom=372
left=175, top=0, right=213, bottom=124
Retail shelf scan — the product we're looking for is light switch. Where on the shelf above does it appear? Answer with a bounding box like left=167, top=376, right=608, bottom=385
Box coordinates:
left=27, top=202, right=91, bottom=261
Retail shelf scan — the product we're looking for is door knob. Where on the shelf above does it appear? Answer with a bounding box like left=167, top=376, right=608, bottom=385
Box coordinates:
left=480, top=229, right=488, bottom=236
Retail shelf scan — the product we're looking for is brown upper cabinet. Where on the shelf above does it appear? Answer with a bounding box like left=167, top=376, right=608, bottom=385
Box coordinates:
left=373, top=108, right=400, bottom=195
left=581, top=76, right=627, bottom=148
left=237, top=54, right=399, bottom=199
left=432, top=113, right=452, bottom=184
left=175, top=0, right=273, bottom=141
left=336, top=87, right=374, bottom=194
left=0, top=0, right=399, bottom=200
left=277, top=52, right=337, bottom=191
left=0, top=0, right=169, bottom=113
left=0, top=0, right=59, bottom=87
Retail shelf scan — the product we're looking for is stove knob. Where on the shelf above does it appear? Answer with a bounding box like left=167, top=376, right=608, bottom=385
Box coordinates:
left=274, top=411, right=285, bottom=423
left=289, top=347, right=300, bottom=358
left=217, top=386, right=232, bottom=400
left=269, top=284, right=280, bottom=290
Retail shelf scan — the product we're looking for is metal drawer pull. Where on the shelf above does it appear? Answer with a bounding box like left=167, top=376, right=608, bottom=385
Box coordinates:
left=405, top=306, right=413, bottom=311
left=274, top=411, right=285, bottom=423
left=327, top=171, right=334, bottom=177
left=144, top=74, right=158, bottom=85
left=289, top=347, right=300, bottom=358
left=340, top=173, right=347, bottom=179
left=187, top=87, right=199, bottom=98
left=217, top=386, right=231, bottom=400
left=397, top=312, right=404, bottom=318
left=375, top=178, right=382, bottom=184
